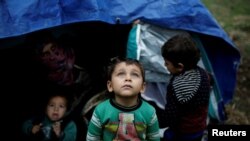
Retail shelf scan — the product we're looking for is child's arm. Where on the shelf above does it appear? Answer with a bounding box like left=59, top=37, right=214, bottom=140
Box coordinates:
left=86, top=109, right=103, bottom=141
left=59, top=121, right=77, bottom=141
left=52, top=121, right=63, bottom=137
left=147, top=110, right=161, bottom=141
left=22, top=119, right=42, bottom=135
left=31, top=123, right=42, bottom=134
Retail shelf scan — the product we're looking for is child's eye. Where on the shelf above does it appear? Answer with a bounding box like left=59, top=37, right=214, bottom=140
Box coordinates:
left=49, top=104, right=55, bottom=107
left=117, top=72, right=125, bottom=76
left=59, top=105, right=66, bottom=108
left=131, top=72, right=140, bottom=77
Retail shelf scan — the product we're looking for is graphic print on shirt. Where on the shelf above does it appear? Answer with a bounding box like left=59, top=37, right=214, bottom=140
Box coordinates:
left=114, top=113, right=140, bottom=140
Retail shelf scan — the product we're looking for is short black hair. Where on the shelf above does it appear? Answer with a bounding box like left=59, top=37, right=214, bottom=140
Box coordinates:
left=106, top=56, right=145, bottom=82
left=161, top=34, right=200, bottom=70
left=44, top=85, right=74, bottom=111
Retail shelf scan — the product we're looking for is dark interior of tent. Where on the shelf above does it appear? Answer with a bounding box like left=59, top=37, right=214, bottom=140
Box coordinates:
left=0, top=21, right=133, bottom=139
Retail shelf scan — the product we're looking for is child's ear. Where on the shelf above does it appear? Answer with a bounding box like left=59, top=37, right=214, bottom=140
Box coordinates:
left=177, top=63, right=184, bottom=72
left=140, top=82, right=146, bottom=93
left=107, top=80, right=113, bottom=92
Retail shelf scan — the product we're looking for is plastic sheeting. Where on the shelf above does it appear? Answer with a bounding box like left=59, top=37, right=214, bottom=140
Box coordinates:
left=0, top=0, right=241, bottom=104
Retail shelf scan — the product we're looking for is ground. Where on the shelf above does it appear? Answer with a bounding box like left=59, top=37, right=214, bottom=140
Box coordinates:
left=203, top=0, right=250, bottom=124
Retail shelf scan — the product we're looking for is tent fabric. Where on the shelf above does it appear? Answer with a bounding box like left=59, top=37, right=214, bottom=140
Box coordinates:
left=0, top=0, right=240, bottom=113
left=0, top=0, right=242, bottom=47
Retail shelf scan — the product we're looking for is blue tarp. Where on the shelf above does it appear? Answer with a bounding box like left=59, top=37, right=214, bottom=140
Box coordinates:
left=0, top=0, right=240, bottom=110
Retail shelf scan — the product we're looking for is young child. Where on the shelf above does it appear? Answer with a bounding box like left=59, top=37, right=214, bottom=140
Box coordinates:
left=22, top=87, right=77, bottom=141
left=86, top=57, right=160, bottom=141
left=160, top=34, right=211, bottom=141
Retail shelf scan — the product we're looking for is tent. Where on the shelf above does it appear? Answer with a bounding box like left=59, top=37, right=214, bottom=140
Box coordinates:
left=0, top=0, right=241, bottom=139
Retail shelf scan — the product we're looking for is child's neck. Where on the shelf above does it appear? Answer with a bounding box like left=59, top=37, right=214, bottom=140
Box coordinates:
left=114, top=96, right=139, bottom=108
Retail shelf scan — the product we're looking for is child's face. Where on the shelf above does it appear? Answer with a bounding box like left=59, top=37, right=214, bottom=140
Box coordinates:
left=46, top=96, right=67, bottom=121
left=107, top=62, right=145, bottom=98
left=164, top=59, right=180, bottom=74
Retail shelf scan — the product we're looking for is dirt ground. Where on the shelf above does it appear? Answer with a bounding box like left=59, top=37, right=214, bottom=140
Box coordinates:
left=224, top=29, right=250, bottom=124
left=202, top=0, right=250, bottom=125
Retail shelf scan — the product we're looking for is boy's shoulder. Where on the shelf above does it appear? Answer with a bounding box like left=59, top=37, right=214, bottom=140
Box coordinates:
left=197, top=66, right=214, bottom=85
left=95, top=99, right=110, bottom=109
left=141, top=99, right=156, bottom=112
left=99, top=98, right=110, bottom=104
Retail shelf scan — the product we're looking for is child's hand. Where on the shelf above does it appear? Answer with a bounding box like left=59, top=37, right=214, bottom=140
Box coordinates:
left=32, top=123, right=42, bottom=134
left=133, top=20, right=140, bottom=26
left=52, top=121, right=62, bottom=137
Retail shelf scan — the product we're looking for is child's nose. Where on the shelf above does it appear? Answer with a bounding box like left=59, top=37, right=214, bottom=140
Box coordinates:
left=125, top=74, right=132, bottom=81
left=54, top=106, right=59, bottom=111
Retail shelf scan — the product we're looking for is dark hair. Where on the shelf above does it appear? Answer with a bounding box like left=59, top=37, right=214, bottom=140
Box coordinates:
left=44, top=85, right=73, bottom=111
left=26, top=29, right=56, bottom=54
left=106, top=56, right=145, bottom=82
left=161, top=34, right=200, bottom=70
left=56, top=33, right=76, bottom=57
left=27, top=30, right=75, bottom=58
